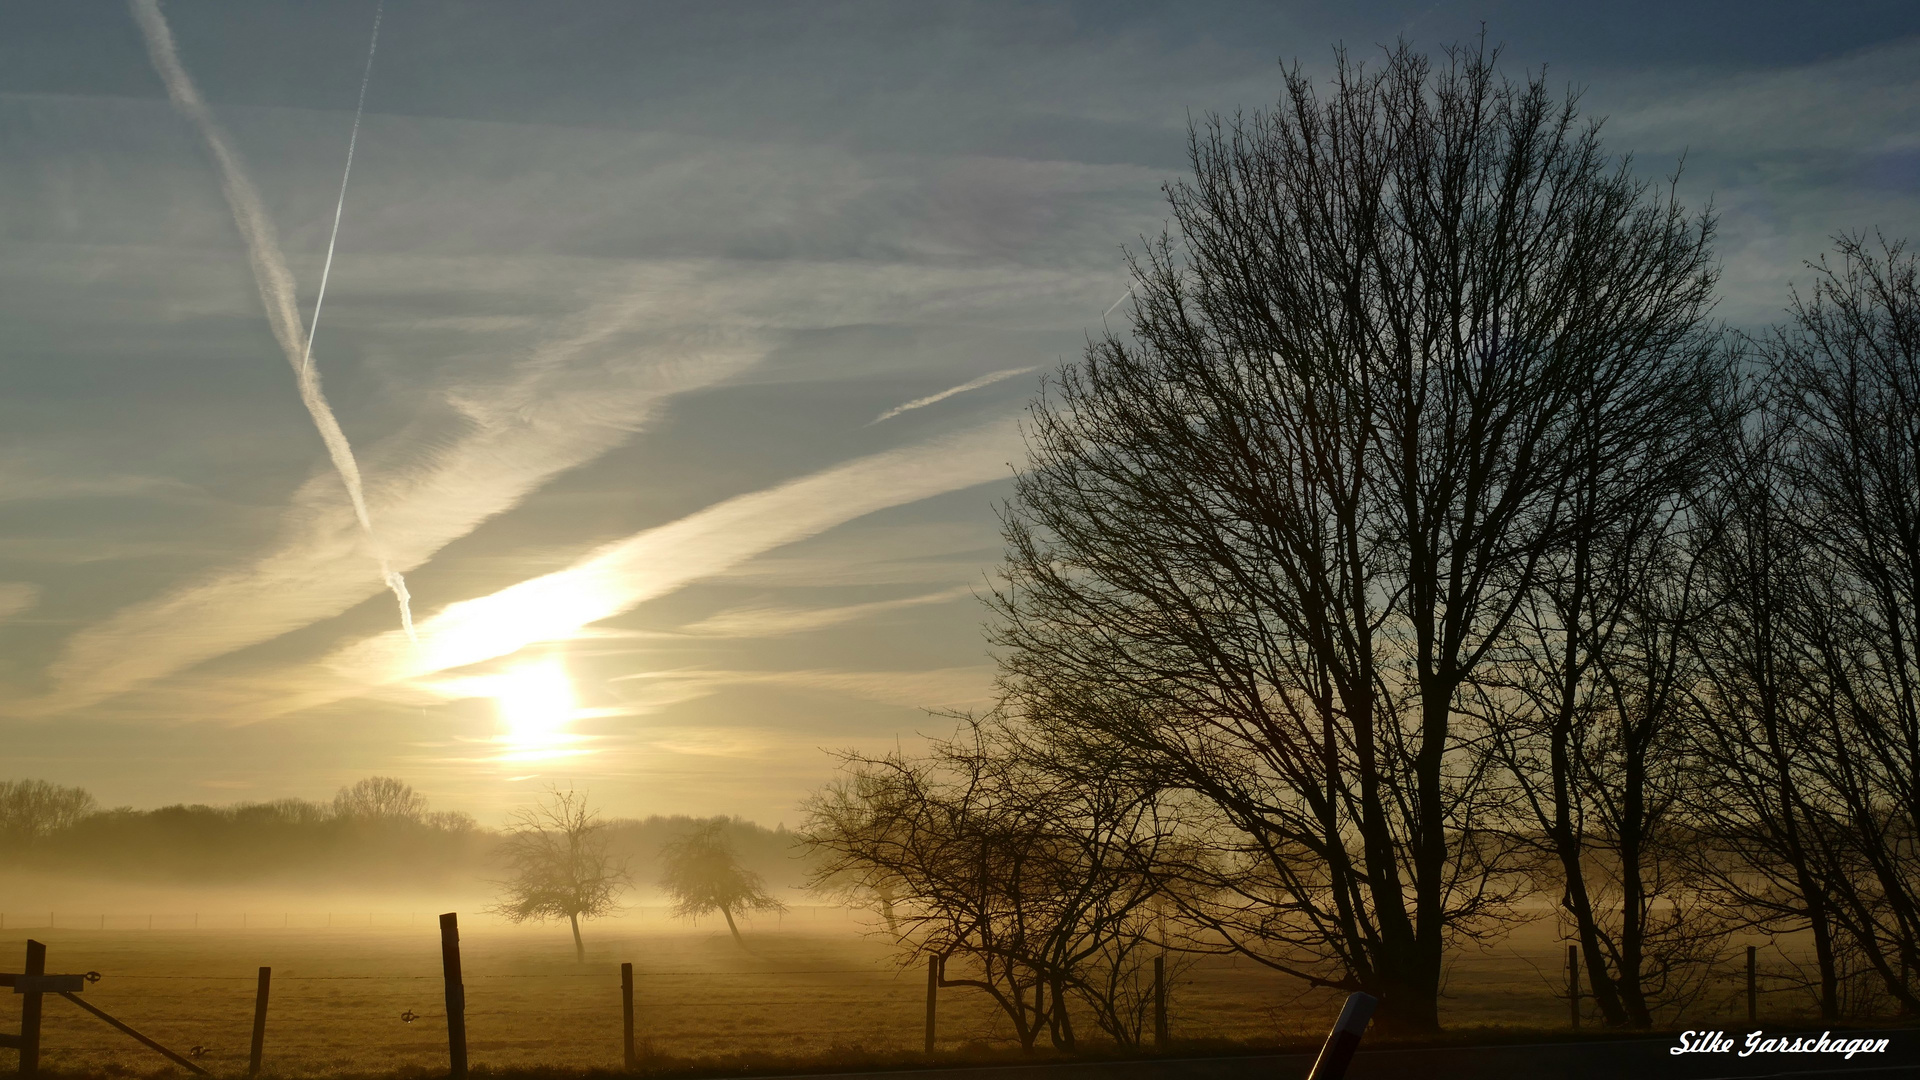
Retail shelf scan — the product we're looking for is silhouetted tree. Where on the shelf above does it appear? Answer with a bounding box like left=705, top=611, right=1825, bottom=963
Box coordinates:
left=1771, top=234, right=1920, bottom=1015
left=803, top=719, right=1174, bottom=1050
left=332, top=776, right=427, bottom=821
left=1483, top=357, right=1732, bottom=1027
left=0, top=780, right=96, bottom=847
left=991, top=38, right=1721, bottom=1032
left=659, top=819, right=784, bottom=947
left=1668, top=236, right=1920, bottom=1022
left=1680, top=383, right=1854, bottom=1020
left=491, top=786, right=631, bottom=962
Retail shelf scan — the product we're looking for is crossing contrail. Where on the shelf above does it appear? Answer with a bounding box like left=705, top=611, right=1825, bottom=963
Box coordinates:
left=130, top=0, right=415, bottom=641
left=300, top=1, right=382, bottom=382
left=869, top=366, right=1035, bottom=425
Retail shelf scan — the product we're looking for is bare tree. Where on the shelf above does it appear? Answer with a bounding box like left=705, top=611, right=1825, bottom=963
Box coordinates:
left=1767, top=234, right=1920, bottom=1013
left=1482, top=358, right=1731, bottom=1027
left=659, top=819, right=784, bottom=947
left=802, top=719, right=1173, bottom=1050
left=0, top=780, right=96, bottom=847
left=990, top=39, right=1720, bottom=1032
left=490, top=786, right=631, bottom=962
left=1681, top=385, right=1853, bottom=1020
left=332, top=776, right=428, bottom=821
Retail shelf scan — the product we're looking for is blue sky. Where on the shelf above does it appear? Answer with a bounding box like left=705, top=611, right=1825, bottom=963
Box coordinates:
left=1, top=0, right=1915, bottom=824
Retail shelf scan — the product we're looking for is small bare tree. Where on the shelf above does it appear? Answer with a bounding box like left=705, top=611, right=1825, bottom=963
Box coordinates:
left=803, top=719, right=1174, bottom=1050
left=659, top=819, right=784, bottom=946
left=490, top=786, right=631, bottom=962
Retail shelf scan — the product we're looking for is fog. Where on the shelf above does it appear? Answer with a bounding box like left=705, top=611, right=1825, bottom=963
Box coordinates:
left=0, top=779, right=816, bottom=925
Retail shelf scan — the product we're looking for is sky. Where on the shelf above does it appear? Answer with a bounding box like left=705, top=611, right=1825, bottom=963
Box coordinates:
left=1, top=0, right=1916, bottom=827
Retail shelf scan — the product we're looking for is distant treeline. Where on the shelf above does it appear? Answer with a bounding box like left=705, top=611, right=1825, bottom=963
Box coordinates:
left=0, top=777, right=808, bottom=892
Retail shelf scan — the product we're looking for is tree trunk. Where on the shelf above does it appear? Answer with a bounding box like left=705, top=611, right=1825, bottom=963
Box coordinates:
left=1559, top=839, right=1630, bottom=1026
left=569, top=910, right=584, bottom=963
left=1048, top=976, right=1074, bottom=1049
left=720, top=903, right=745, bottom=947
left=1616, top=742, right=1655, bottom=1028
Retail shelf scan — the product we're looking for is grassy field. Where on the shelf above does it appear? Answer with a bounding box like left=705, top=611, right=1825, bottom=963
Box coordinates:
left=0, top=908, right=1832, bottom=1077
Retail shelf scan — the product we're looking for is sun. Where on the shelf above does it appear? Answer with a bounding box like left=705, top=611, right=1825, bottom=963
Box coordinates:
left=491, top=659, right=580, bottom=758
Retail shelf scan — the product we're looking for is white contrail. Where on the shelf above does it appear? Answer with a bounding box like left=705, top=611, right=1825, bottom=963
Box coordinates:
left=300, top=0, right=381, bottom=380
left=1101, top=288, right=1132, bottom=320
left=869, top=366, right=1034, bottom=425
left=130, top=0, right=415, bottom=640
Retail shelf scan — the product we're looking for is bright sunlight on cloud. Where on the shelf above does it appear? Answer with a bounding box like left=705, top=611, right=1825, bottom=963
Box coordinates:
left=238, top=415, right=1024, bottom=719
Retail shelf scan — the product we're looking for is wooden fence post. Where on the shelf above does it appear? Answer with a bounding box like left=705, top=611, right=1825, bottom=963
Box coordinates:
left=620, top=962, right=636, bottom=1071
left=19, top=939, right=45, bottom=1078
left=248, top=966, right=271, bottom=1077
left=923, top=956, right=938, bottom=1053
left=440, top=913, right=467, bottom=1080
left=1152, top=955, right=1167, bottom=1048
left=1567, top=944, right=1580, bottom=1028
left=1746, top=945, right=1757, bottom=1025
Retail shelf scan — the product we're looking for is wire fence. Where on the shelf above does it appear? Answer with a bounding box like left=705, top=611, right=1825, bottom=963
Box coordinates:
left=0, top=919, right=1895, bottom=1076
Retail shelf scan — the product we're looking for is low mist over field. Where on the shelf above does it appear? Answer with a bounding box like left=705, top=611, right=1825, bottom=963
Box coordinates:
left=1, top=777, right=809, bottom=920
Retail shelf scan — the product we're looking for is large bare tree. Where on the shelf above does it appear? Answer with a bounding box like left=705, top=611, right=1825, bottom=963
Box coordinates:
left=1482, top=362, right=1731, bottom=1027
left=990, top=40, right=1721, bottom=1032
left=1681, top=384, right=1856, bottom=1019
left=1767, top=234, right=1920, bottom=1014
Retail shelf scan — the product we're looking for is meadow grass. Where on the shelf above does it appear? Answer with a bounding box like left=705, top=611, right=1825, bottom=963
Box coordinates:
left=0, top=909, right=1848, bottom=1078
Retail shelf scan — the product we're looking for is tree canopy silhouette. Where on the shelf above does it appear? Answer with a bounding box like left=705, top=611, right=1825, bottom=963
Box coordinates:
left=490, top=786, right=631, bottom=962
left=659, top=819, right=784, bottom=946
left=990, top=38, right=1723, bottom=1033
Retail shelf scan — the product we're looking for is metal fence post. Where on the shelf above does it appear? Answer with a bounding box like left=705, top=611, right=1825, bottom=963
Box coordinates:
left=440, top=913, right=467, bottom=1080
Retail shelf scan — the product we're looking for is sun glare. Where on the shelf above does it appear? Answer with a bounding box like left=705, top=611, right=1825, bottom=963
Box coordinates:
left=491, top=660, right=582, bottom=760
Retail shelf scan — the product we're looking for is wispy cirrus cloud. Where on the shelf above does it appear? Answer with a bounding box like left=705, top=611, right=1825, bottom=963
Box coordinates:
left=0, top=457, right=204, bottom=505
left=597, top=664, right=996, bottom=720
left=33, top=297, right=762, bottom=716
left=673, top=585, right=978, bottom=639
left=249, top=415, right=1023, bottom=716
left=0, top=583, right=41, bottom=621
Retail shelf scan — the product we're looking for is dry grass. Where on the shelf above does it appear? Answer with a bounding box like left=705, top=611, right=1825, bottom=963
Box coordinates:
left=0, top=907, right=1847, bottom=1078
